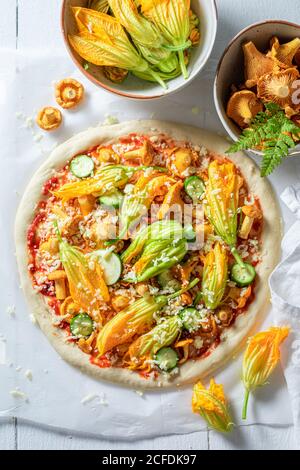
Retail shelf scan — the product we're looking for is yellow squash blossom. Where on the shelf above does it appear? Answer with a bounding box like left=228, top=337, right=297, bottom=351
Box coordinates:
left=242, top=326, right=290, bottom=419
left=97, top=278, right=199, bottom=356
left=126, top=315, right=182, bottom=370
left=58, top=235, right=110, bottom=323
left=140, top=0, right=191, bottom=78
left=205, top=160, right=240, bottom=247
left=119, top=174, right=175, bottom=239
left=192, top=379, right=233, bottom=433
left=202, top=242, right=228, bottom=309
left=53, top=165, right=137, bottom=201
left=70, top=8, right=167, bottom=88
left=97, top=296, right=160, bottom=355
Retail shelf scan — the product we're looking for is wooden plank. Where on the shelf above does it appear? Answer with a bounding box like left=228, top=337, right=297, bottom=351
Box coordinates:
left=0, top=418, right=16, bottom=450
left=209, top=426, right=297, bottom=450
left=0, top=0, right=16, bottom=49
left=17, top=423, right=209, bottom=450
left=17, top=0, right=62, bottom=50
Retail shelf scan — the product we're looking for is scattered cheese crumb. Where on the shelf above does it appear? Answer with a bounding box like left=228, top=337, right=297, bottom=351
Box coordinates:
left=103, top=114, right=119, bottom=126
left=6, top=305, right=16, bottom=316
left=25, top=370, right=33, bottom=381
left=192, top=106, right=200, bottom=115
left=134, top=390, right=144, bottom=397
left=33, top=134, right=43, bottom=143
left=81, top=393, right=99, bottom=405
left=10, top=389, right=27, bottom=400
left=15, top=366, right=22, bottom=372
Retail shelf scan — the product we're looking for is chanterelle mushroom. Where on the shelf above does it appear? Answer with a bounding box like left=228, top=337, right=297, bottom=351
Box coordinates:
left=103, top=66, right=128, bottom=83
left=123, top=140, right=155, bottom=165
left=239, top=204, right=262, bottom=240
left=36, top=107, right=62, bottom=131
left=257, top=67, right=300, bottom=109
left=55, top=78, right=84, bottom=109
left=48, top=270, right=67, bottom=300
left=267, top=37, right=300, bottom=67
left=226, top=90, right=264, bottom=128
left=243, top=41, right=279, bottom=88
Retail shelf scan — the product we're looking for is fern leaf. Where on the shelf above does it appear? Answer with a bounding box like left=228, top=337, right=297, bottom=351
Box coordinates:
left=227, top=102, right=300, bottom=176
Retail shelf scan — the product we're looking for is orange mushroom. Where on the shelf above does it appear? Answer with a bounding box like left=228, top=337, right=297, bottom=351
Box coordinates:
left=227, top=90, right=264, bottom=128
left=257, top=67, right=300, bottom=109
left=239, top=203, right=262, bottom=239
left=243, top=41, right=279, bottom=88
left=267, top=37, right=300, bottom=67
left=55, top=78, right=84, bottom=109
left=103, top=66, right=128, bottom=83
left=157, top=181, right=184, bottom=220
left=36, top=107, right=62, bottom=131
left=97, top=147, right=120, bottom=164
left=123, top=140, right=155, bottom=165
left=48, top=270, right=68, bottom=300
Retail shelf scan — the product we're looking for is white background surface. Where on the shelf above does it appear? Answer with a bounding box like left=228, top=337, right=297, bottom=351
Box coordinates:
left=0, top=0, right=299, bottom=450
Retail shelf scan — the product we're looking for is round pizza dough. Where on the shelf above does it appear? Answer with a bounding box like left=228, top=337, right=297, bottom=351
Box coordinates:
left=15, top=120, right=282, bottom=389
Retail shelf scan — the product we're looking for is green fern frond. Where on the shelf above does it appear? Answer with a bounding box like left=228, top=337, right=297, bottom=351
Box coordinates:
left=226, top=103, right=300, bottom=176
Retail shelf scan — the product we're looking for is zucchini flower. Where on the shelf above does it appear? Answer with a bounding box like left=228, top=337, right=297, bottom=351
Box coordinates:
left=192, top=379, right=234, bottom=433
left=121, top=220, right=186, bottom=264
left=57, top=231, right=110, bottom=322
left=119, top=174, right=175, bottom=239
left=70, top=8, right=167, bottom=88
left=108, top=0, right=178, bottom=73
left=53, top=165, right=137, bottom=201
left=126, top=238, right=188, bottom=283
left=242, top=326, right=290, bottom=420
left=140, top=0, right=191, bottom=78
left=205, top=160, right=257, bottom=283
left=97, top=279, right=199, bottom=355
left=205, top=160, right=240, bottom=247
left=126, top=315, right=183, bottom=369
left=202, top=242, right=228, bottom=310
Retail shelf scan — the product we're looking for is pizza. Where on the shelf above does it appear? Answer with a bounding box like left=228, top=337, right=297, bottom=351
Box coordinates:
left=15, top=121, right=281, bottom=388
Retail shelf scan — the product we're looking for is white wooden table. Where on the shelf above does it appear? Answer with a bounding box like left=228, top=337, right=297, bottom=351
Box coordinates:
left=0, top=0, right=298, bottom=450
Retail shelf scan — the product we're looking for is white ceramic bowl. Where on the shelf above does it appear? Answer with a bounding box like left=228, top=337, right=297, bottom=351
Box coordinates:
left=61, top=0, right=218, bottom=100
left=214, top=20, right=300, bottom=156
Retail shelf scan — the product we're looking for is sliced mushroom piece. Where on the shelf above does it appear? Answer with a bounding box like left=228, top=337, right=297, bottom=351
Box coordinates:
left=227, top=90, right=264, bottom=129
left=97, top=147, right=120, bottom=164
left=123, top=140, right=155, bottom=165
left=39, top=237, right=59, bottom=255
left=243, top=41, right=279, bottom=88
left=169, top=148, right=193, bottom=177
left=239, top=204, right=262, bottom=240
left=157, top=181, right=184, bottom=220
left=48, top=270, right=68, bottom=300
left=78, top=195, right=96, bottom=216
left=257, top=67, right=300, bottom=109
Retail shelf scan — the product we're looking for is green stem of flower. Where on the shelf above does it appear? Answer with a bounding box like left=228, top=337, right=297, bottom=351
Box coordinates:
left=194, top=291, right=203, bottom=306
left=178, top=50, right=188, bottom=80
left=231, top=246, right=246, bottom=267
left=242, top=389, right=250, bottom=420
left=53, top=220, right=63, bottom=243
left=167, top=278, right=199, bottom=300
left=163, top=40, right=192, bottom=52
left=148, top=69, right=167, bottom=89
